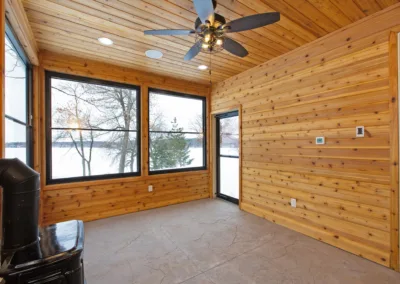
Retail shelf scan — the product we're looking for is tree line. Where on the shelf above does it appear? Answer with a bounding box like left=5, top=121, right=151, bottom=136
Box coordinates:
left=51, top=81, right=202, bottom=175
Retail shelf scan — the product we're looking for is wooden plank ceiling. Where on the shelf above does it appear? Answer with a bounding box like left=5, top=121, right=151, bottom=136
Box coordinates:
left=22, top=0, right=399, bottom=84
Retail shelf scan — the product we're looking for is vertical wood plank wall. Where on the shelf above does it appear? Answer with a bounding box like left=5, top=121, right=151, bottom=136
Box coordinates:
left=211, top=5, right=400, bottom=269
left=38, top=51, right=210, bottom=225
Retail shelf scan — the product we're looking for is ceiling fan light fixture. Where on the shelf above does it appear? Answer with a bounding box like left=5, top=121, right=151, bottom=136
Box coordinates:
left=145, top=50, right=163, bottom=59
left=143, top=0, right=280, bottom=61
left=98, top=37, right=113, bottom=46
left=198, top=65, right=208, bottom=70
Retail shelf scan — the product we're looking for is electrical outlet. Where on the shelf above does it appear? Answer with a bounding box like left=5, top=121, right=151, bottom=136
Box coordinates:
left=148, top=185, right=153, bottom=192
left=290, top=198, right=297, bottom=208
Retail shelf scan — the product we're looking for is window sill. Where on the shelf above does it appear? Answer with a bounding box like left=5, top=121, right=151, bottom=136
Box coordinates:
left=149, top=167, right=207, bottom=176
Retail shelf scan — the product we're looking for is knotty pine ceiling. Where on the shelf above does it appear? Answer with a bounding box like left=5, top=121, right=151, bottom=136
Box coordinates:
left=22, top=0, right=399, bottom=84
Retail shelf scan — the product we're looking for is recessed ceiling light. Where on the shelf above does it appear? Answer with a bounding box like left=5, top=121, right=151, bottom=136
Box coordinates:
left=145, top=50, right=163, bottom=59
left=198, top=65, right=208, bottom=70
left=98, top=37, right=113, bottom=46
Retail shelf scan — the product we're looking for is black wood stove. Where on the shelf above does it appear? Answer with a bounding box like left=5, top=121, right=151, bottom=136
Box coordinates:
left=0, top=159, right=85, bottom=284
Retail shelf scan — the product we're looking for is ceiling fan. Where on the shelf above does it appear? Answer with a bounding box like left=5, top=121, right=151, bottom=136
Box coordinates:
left=144, top=0, right=280, bottom=61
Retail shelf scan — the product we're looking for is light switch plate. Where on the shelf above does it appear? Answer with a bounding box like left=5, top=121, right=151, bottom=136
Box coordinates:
left=356, top=126, right=364, bottom=137
left=316, top=137, right=325, bottom=145
left=148, top=185, right=153, bottom=192
left=290, top=198, right=297, bottom=208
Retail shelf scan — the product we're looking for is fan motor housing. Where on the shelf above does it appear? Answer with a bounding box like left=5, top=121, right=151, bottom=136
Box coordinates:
left=195, top=13, right=226, bottom=30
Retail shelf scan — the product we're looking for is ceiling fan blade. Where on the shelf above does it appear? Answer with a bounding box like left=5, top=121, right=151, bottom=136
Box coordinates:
left=223, top=38, right=248, bottom=58
left=144, top=29, right=195, bottom=36
left=193, top=0, right=215, bottom=24
left=184, top=41, right=202, bottom=61
left=224, top=12, right=280, bottom=33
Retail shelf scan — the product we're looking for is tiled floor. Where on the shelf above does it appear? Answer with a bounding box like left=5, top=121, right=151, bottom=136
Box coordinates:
left=84, top=199, right=400, bottom=284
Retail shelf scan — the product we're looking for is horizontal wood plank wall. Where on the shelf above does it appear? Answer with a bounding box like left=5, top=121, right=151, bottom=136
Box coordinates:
left=211, top=4, right=400, bottom=269
left=39, top=50, right=210, bottom=225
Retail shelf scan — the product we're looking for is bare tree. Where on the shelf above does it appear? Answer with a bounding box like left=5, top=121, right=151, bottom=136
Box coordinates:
left=52, top=83, right=103, bottom=176
left=189, top=114, right=204, bottom=145
left=5, top=39, right=26, bottom=80
left=149, top=93, right=166, bottom=131
left=51, top=81, right=198, bottom=175
left=52, top=82, right=171, bottom=175
left=83, top=84, right=138, bottom=173
left=218, top=116, right=238, bottom=153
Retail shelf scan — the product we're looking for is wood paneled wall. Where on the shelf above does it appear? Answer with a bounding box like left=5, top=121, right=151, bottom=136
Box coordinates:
left=22, top=0, right=400, bottom=83
left=37, top=50, right=210, bottom=225
left=211, top=4, right=400, bottom=270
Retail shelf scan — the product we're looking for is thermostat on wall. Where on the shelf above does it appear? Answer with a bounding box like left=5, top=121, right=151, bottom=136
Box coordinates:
left=356, top=126, right=364, bottom=137
left=316, top=137, right=325, bottom=145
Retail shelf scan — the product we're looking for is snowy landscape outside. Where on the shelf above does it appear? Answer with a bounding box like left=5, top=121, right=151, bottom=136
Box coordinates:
left=4, top=35, right=28, bottom=164
left=5, top=34, right=238, bottom=196
left=218, top=116, right=239, bottom=199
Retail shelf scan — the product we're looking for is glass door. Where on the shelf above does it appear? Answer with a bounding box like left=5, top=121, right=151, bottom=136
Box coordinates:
left=216, top=111, right=239, bottom=204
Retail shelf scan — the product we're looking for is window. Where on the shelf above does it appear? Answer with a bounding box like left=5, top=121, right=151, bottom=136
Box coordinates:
left=4, top=23, right=32, bottom=165
left=148, top=88, right=206, bottom=174
left=46, top=72, right=141, bottom=184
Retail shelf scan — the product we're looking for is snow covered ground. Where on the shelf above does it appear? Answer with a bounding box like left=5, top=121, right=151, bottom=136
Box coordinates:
left=219, top=157, right=239, bottom=199
left=6, top=147, right=240, bottom=200
left=50, top=147, right=206, bottom=179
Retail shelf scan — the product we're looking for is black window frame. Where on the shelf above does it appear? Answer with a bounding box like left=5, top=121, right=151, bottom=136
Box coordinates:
left=4, top=19, right=33, bottom=167
left=148, top=88, right=207, bottom=175
left=45, top=71, right=141, bottom=185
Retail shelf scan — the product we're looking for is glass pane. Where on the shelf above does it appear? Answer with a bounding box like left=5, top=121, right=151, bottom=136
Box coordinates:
left=5, top=36, right=27, bottom=122
left=149, top=133, right=204, bottom=171
left=149, top=91, right=204, bottom=133
left=219, top=116, right=239, bottom=156
left=220, top=116, right=238, bottom=135
left=51, top=130, right=138, bottom=179
left=5, top=118, right=27, bottom=163
left=51, top=78, right=138, bottom=131
left=219, top=157, right=239, bottom=199
left=220, top=134, right=239, bottom=156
